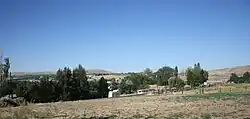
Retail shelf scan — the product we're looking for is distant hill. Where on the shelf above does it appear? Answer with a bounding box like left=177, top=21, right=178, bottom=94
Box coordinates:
left=12, top=72, right=56, bottom=76
left=179, top=65, right=250, bottom=82
left=12, top=69, right=112, bottom=76
left=12, top=65, right=250, bottom=82
left=208, top=65, right=250, bottom=81
left=86, top=69, right=112, bottom=74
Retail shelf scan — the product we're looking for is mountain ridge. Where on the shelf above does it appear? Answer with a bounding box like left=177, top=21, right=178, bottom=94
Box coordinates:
left=12, top=65, right=250, bottom=81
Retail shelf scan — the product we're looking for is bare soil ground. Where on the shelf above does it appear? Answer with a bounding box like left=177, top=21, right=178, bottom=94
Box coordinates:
left=1, top=92, right=250, bottom=119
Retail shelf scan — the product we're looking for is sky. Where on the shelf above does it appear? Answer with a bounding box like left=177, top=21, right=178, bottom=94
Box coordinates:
left=0, top=0, right=250, bottom=73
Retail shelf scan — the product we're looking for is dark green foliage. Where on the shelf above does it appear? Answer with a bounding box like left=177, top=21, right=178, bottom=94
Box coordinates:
left=186, top=68, right=193, bottom=87
left=169, top=77, right=185, bottom=92
left=186, top=63, right=209, bottom=88
left=169, top=66, right=185, bottom=92
left=119, top=78, right=134, bottom=94
left=0, top=57, right=10, bottom=81
left=0, top=80, right=16, bottom=98
left=89, top=79, right=101, bottom=99
left=227, top=72, right=250, bottom=84
left=0, top=58, right=15, bottom=98
left=174, top=66, right=178, bottom=78
left=3, top=58, right=10, bottom=79
left=0, top=63, right=110, bottom=103
left=243, top=72, right=250, bottom=83
left=228, top=73, right=239, bottom=83
left=202, top=113, right=211, bottom=119
left=155, top=66, right=174, bottom=86
left=175, top=78, right=185, bottom=91
left=109, top=78, right=119, bottom=90
left=199, top=69, right=208, bottom=84
left=98, top=77, right=109, bottom=98
left=71, top=65, right=90, bottom=100
left=119, top=74, right=151, bottom=94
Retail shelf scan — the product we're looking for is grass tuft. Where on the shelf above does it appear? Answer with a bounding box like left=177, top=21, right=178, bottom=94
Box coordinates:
left=202, top=113, right=211, bottom=119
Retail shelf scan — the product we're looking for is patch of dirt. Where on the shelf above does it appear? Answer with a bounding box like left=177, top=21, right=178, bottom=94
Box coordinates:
left=1, top=94, right=250, bottom=119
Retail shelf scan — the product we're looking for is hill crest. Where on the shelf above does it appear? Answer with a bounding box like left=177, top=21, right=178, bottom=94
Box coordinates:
left=12, top=65, right=250, bottom=81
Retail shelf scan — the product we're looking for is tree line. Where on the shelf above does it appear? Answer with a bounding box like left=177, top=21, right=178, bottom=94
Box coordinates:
left=118, top=63, right=209, bottom=94
left=227, top=72, right=250, bottom=83
left=1, top=57, right=224, bottom=103
left=0, top=58, right=109, bottom=103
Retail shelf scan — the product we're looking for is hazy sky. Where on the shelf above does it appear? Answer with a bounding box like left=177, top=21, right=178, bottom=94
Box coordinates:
left=1, top=0, right=250, bottom=72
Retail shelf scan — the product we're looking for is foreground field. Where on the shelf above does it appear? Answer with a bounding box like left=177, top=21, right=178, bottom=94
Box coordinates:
left=1, top=92, right=250, bottom=119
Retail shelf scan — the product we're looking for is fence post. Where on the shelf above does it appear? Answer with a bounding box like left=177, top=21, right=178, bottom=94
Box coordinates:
left=219, top=87, right=221, bottom=93
left=230, top=87, right=232, bottom=92
left=245, top=86, right=247, bottom=92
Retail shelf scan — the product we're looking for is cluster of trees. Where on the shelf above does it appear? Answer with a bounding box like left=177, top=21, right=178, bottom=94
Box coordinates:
left=186, top=63, right=209, bottom=88
left=0, top=57, right=11, bottom=81
left=119, top=65, right=201, bottom=94
left=228, top=72, right=250, bottom=83
left=0, top=59, right=109, bottom=103
left=0, top=56, right=211, bottom=103
left=119, top=74, right=153, bottom=94
left=12, top=74, right=56, bottom=81
left=118, top=63, right=208, bottom=94
left=0, top=57, right=13, bottom=97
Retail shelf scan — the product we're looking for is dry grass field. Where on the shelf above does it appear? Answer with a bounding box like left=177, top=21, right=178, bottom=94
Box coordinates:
left=1, top=87, right=250, bottom=119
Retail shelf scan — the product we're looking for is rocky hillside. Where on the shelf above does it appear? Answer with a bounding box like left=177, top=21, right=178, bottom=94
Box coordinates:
left=208, top=65, right=250, bottom=81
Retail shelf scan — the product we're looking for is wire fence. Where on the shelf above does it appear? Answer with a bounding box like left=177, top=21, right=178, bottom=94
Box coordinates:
left=199, top=83, right=250, bottom=94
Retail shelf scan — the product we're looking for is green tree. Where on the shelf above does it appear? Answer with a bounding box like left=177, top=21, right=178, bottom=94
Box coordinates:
left=243, top=72, right=250, bottom=83
left=169, top=77, right=185, bottom=93
left=174, top=66, right=178, bottom=78
left=155, top=66, right=174, bottom=86
left=118, top=74, right=151, bottom=94
left=55, top=69, right=63, bottom=80
left=0, top=58, right=15, bottom=98
left=98, top=77, right=109, bottom=98
left=199, top=69, right=209, bottom=84
left=72, top=64, right=90, bottom=100
left=60, top=67, right=72, bottom=101
left=110, top=78, right=119, bottom=90
left=55, top=69, right=64, bottom=100
left=228, top=73, right=239, bottom=83
left=15, top=81, right=33, bottom=102
left=89, top=79, right=99, bottom=98
left=3, top=58, right=10, bottom=79
left=119, top=78, right=133, bottom=94
left=175, top=78, right=185, bottom=91
left=186, top=63, right=209, bottom=88
left=227, top=72, right=250, bottom=84
left=144, top=68, right=153, bottom=77
left=38, top=78, right=55, bottom=102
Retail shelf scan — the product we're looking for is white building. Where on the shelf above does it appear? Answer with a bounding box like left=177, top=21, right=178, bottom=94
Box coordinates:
left=108, top=89, right=120, bottom=98
left=137, top=89, right=156, bottom=95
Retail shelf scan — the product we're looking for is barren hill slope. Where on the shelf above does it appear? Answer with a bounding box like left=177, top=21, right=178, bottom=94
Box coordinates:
left=208, top=65, right=250, bottom=81
left=13, top=69, right=112, bottom=76
left=179, top=65, right=250, bottom=82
